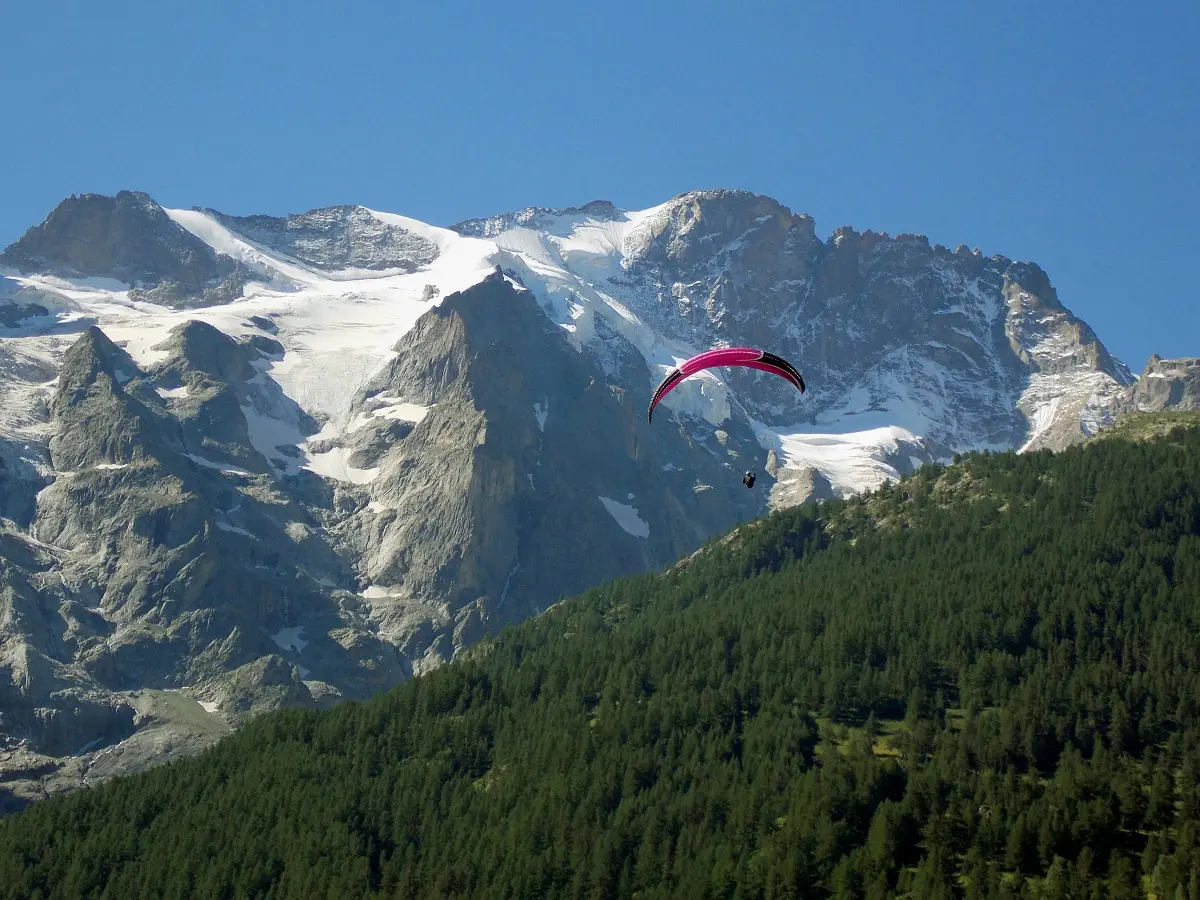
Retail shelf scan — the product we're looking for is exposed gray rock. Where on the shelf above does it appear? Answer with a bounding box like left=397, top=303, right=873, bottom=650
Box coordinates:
left=0, top=190, right=252, bottom=308
left=145, top=319, right=319, bottom=474
left=1, top=318, right=405, bottom=784
left=244, top=335, right=284, bottom=358
left=0, top=528, right=140, bottom=770
left=453, top=199, right=622, bottom=238
left=127, top=271, right=252, bottom=310
left=342, top=270, right=765, bottom=661
left=0, top=438, right=47, bottom=526
left=201, top=205, right=440, bottom=273
left=48, top=326, right=181, bottom=471
left=147, top=321, right=273, bottom=473
left=0, top=303, right=50, bottom=329
left=470, top=189, right=1132, bottom=455
left=343, top=419, right=413, bottom=470
left=0, top=337, right=58, bottom=527
left=1126, top=355, right=1200, bottom=413
left=247, top=315, right=278, bottom=334
left=210, top=655, right=316, bottom=725
left=0, top=688, right=232, bottom=810
left=768, top=464, right=836, bottom=509
left=1028, top=354, right=1200, bottom=449
left=0, top=276, right=66, bottom=330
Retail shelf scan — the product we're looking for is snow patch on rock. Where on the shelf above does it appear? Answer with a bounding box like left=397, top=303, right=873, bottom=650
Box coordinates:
left=598, top=495, right=650, bottom=538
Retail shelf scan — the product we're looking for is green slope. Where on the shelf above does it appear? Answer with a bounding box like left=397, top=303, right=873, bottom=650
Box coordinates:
left=1091, top=409, right=1200, bottom=445
left=2, top=424, right=1200, bottom=899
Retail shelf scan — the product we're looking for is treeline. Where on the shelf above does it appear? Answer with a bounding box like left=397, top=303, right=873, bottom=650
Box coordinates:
left=1, top=423, right=1199, bottom=898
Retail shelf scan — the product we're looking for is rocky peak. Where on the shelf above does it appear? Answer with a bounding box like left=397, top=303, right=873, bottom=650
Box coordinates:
left=0, top=192, right=240, bottom=298
left=572, top=199, right=621, bottom=219
left=1001, top=265, right=1132, bottom=384
left=626, top=189, right=818, bottom=268
left=546, top=191, right=1132, bottom=451
left=1002, top=261, right=1060, bottom=310
left=54, top=326, right=141, bottom=401
left=198, top=205, right=440, bottom=273
left=340, top=271, right=766, bottom=661
left=153, top=320, right=260, bottom=386
left=1127, top=355, right=1200, bottom=413
left=47, top=326, right=181, bottom=473
left=363, top=268, right=517, bottom=406
left=451, top=200, right=625, bottom=238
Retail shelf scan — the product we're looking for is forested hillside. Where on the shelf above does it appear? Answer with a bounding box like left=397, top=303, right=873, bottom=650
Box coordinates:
left=3, top=414, right=1199, bottom=899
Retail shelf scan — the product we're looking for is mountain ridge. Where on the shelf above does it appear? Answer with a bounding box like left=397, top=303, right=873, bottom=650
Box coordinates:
left=0, top=186, right=1193, bottom=807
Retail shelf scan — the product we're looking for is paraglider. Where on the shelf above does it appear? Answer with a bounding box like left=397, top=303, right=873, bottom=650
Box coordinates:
left=646, top=347, right=805, bottom=424
left=647, top=347, right=804, bottom=489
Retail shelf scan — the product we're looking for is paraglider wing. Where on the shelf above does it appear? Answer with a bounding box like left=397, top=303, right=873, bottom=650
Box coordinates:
left=647, top=347, right=805, bottom=423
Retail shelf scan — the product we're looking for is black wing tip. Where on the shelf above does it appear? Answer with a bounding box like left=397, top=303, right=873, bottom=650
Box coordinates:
left=759, top=351, right=806, bottom=394
left=647, top=368, right=684, bottom=425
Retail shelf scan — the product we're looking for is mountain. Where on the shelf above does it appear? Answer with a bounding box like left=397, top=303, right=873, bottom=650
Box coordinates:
left=451, top=191, right=1133, bottom=454
left=0, top=188, right=1192, bottom=805
left=0, top=191, right=252, bottom=308
left=1, top=421, right=1198, bottom=897
left=1122, top=354, right=1200, bottom=414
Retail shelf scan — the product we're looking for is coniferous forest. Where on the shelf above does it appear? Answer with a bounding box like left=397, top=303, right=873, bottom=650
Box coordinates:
left=2, top=416, right=1200, bottom=899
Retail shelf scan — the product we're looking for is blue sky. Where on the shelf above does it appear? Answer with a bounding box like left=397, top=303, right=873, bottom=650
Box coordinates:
left=2, top=0, right=1196, bottom=369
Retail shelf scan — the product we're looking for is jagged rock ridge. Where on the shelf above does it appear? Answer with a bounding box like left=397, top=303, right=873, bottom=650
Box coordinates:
left=0, top=191, right=251, bottom=308
left=1125, top=355, right=1200, bottom=413
left=198, top=205, right=440, bottom=273
left=463, top=190, right=1134, bottom=455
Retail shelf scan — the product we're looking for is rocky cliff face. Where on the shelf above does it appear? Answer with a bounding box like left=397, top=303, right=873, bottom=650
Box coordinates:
left=0, top=187, right=1185, bottom=807
left=458, top=190, right=1133, bottom=454
left=1123, top=355, right=1200, bottom=413
left=336, top=272, right=763, bottom=668
left=0, top=191, right=250, bottom=308
left=0, top=317, right=395, bottom=807
left=199, top=205, right=440, bottom=273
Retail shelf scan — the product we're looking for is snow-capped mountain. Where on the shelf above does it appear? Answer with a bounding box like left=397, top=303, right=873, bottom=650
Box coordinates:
left=0, top=188, right=1187, bottom=806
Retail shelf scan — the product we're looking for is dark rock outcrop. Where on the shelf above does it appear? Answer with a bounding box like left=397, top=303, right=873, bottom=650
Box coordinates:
left=0, top=191, right=251, bottom=307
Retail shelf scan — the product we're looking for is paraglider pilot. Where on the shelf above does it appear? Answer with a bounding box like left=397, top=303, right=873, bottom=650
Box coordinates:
left=742, top=471, right=756, bottom=489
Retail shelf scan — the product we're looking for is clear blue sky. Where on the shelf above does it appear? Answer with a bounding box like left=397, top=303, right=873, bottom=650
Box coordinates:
left=2, top=0, right=1196, bottom=369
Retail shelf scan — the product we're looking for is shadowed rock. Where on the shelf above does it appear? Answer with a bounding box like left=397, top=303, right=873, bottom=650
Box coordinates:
left=1, top=191, right=251, bottom=307
left=200, top=205, right=440, bottom=273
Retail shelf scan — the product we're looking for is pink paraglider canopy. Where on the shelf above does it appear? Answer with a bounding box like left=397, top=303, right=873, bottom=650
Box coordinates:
left=647, top=347, right=805, bottom=423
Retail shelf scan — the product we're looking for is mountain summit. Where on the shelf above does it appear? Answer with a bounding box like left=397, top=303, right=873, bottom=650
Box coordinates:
left=0, top=188, right=1191, bottom=805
